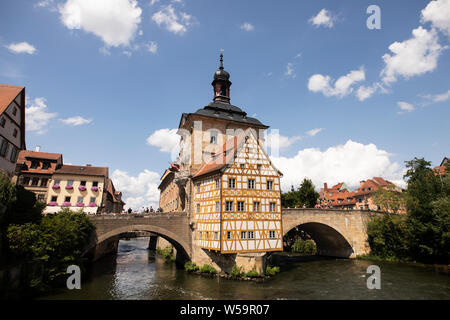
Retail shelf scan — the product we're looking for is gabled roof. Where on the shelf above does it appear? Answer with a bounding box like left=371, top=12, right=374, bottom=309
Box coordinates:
left=54, top=164, right=108, bottom=177
left=193, top=128, right=282, bottom=179
left=17, top=150, right=62, bottom=162
left=0, top=84, right=24, bottom=114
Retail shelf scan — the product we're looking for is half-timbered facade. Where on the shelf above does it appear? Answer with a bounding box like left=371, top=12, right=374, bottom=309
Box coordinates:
left=193, top=129, right=283, bottom=253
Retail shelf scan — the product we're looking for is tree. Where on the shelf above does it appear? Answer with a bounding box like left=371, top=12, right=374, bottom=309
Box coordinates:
left=373, top=184, right=405, bottom=213
left=298, top=178, right=320, bottom=208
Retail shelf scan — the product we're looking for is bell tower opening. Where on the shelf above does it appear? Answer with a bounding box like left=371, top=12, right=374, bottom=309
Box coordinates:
left=212, top=53, right=232, bottom=103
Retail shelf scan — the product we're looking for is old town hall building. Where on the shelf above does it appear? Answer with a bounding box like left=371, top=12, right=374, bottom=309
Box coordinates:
left=159, top=54, right=283, bottom=256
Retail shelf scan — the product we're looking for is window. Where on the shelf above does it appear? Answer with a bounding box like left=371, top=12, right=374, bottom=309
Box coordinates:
left=80, top=181, right=86, bottom=186
left=22, top=177, right=30, bottom=185
left=226, top=231, right=231, bottom=240
left=30, top=160, right=39, bottom=169
left=269, top=231, right=276, bottom=239
left=67, top=180, right=74, bottom=186
left=40, top=178, right=48, bottom=187
left=92, top=181, right=98, bottom=187
left=65, top=196, right=71, bottom=202
left=90, top=197, right=96, bottom=203
left=338, top=199, right=341, bottom=204
left=215, top=201, right=220, bottom=212
left=9, top=147, right=18, bottom=162
left=270, top=202, right=276, bottom=212
left=199, top=232, right=202, bottom=240
left=77, top=196, right=83, bottom=203
left=368, top=187, right=372, bottom=191
left=214, top=232, right=218, bottom=240
left=13, top=128, right=18, bottom=138
left=210, top=131, right=217, bottom=144
left=362, top=188, right=365, bottom=192
left=0, top=139, right=9, bottom=157
left=51, top=196, right=57, bottom=202
left=248, top=179, right=255, bottom=189
left=42, top=161, right=50, bottom=170
left=53, top=179, right=60, bottom=185
left=206, top=232, right=209, bottom=240
left=31, top=178, right=39, bottom=186
left=12, top=107, right=17, bottom=116
left=196, top=204, right=201, bottom=213
left=358, top=198, right=362, bottom=203
left=240, top=164, right=245, bottom=169
left=248, top=231, right=254, bottom=239
left=241, top=231, right=246, bottom=239
left=237, top=201, right=245, bottom=212
left=228, top=178, right=236, bottom=189
left=226, top=201, right=233, bottom=212
left=359, top=206, right=363, bottom=210
left=267, top=180, right=273, bottom=190
left=215, top=178, right=219, bottom=189
left=253, top=201, right=260, bottom=212
left=0, top=118, right=5, bottom=127
left=37, top=194, right=45, bottom=203
left=196, top=183, right=200, bottom=193
left=257, top=164, right=262, bottom=170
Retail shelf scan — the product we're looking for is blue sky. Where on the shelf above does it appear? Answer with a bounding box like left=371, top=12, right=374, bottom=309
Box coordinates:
left=1, top=0, right=449, bottom=209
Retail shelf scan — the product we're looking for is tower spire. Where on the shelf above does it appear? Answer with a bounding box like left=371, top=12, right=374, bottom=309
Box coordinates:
left=212, top=50, right=231, bottom=103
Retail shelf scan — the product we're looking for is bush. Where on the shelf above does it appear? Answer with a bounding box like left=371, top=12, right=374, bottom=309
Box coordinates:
left=6, top=209, right=95, bottom=293
left=199, top=264, right=217, bottom=274
left=230, top=265, right=244, bottom=277
left=291, top=239, right=317, bottom=255
left=265, top=265, right=280, bottom=276
left=157, top=246, right=175, bottom=261
left=184, top=261, right=199, bottom=272
left=245, top=267, right=260, bottom=278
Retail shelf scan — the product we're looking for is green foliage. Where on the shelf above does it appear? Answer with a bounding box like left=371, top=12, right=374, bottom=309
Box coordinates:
left=245, top=267, right=260, bottom=278
left=265, top=265, right=280, bottom=276
left=184, top=261, right=199, bottom=272
left=230, top=265, right=244, bottom=277
left=6, top=209, right=95, bottom=293
left=157, top=246, right=175, bottom=261
left=199, top=264, right=217, bottom=274
left=291, top=239, right=317, bottom=255
left=372, top=185, right=405, bottom=213
left=367, top=158, right=450, bottom=264
left=281, top=178, right=319, bottom=208
left=0, top=173, right=45, bottom=259
left=367, top=214, right=409, bottom=260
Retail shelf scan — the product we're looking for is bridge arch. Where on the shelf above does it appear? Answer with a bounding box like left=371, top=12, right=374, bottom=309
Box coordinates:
left=283, top=222, right=354, bottom=258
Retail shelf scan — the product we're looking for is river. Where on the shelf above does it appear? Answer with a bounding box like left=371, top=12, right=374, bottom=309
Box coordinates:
left=42, top=238, right=450, bottom=300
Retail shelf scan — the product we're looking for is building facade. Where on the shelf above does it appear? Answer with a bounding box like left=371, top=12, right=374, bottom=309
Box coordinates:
left=12, top=148, right=63, bottom=203
left=0, top=84, right=26, bottom=176
left=159, top=54, right=283, bottom=259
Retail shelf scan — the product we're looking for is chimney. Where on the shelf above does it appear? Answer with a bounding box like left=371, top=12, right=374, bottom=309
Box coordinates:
left=324, top=183, right=328, bottom=190
left=86, top=164, right=92, bottom=166
left=35, top=146, right=41, bottom=152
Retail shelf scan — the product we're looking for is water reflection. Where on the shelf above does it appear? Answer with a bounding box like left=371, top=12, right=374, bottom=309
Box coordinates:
left=42, top=237, right=450, bottom=300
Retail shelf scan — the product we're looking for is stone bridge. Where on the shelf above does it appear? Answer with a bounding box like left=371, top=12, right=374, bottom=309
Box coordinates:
left=87, top=209, right=377, bottom=262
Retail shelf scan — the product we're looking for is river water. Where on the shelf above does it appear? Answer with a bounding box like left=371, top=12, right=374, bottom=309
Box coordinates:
left=43, top=238, right=450, bottom=300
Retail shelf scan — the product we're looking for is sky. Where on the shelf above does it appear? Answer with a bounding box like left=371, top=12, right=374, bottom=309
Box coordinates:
left=1, top=0, right=449, bottom=210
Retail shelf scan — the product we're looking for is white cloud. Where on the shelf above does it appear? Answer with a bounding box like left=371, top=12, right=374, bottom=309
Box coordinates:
left=149, top=0, right=160, bottom=5
left=356, top=83, right=384, bottom=101
left=144, top=41, right=158, bottom=54
left=309, top=9, right=335, bottom=28
left=6, top=42, right=36, bottom=54
left=59, top=0, right=142, bottom=47
left=421, top=0, right=450, bottom=38
left=272, top=140, right=405, bottom=192
left=285, top=62, right=296, bottom=78
left=397, top=101, right=415, bottom=114
left=111, top=169, right=161, bottom=210
left=306, top=128, right=324, bottom=137
left=421, top=89, right=450, bottom=103
left=380, top=26, right=444, bottom=85
left=146, top=128, right=180, bottom=157
left=59, top=116, right=92, bottom=126
left=265, top=132, right=301, bottom=151
left=152, top=4, right=193, bottom=35
left=26, top=98, right=58, bottom=134
left=240, top=22, right=254, bottom=31
left=295, top=52, right=302, bottom=58
left=308, top=68, right=365, bottom=98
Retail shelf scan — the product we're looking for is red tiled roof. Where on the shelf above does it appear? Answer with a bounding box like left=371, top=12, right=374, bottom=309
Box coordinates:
left=193, top=128, right=250, bottom=178
left=0, top=84, right=24, bottom=114
left=17, top=150, right=62, bottom=162
left=54, top=164, right=108, bottom=177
